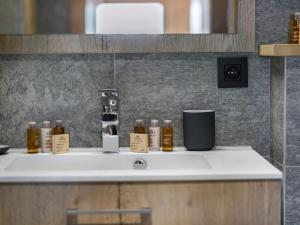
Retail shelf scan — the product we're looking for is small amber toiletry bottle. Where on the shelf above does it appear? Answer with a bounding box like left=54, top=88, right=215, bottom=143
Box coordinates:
left=53, top=120, right=65, bottom=135
left=41, top=121, right=52, bottom=153
left=27, top=121, right=40, bottom=154
left=162, top=120, right=173, bottom=152
left=149, top=119, right=160, bottom=151
left=288, top=13, right=300, bottom=44
left=134, top=119, right=146, bottom=134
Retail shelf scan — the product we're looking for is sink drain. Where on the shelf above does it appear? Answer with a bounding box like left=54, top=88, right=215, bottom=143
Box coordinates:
left=133, top=158, right=147, bottom=170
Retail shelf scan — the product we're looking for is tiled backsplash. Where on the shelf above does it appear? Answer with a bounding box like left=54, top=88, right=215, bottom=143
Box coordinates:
left=0, top=54, right=270, bottom=156
left=115, top=54, right=270, bottom=154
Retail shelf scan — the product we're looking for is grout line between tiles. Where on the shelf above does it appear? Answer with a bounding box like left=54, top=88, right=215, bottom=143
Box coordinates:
left=283, top=56, right=287, bottom=225
left=113, top=53, right=117, bottom=88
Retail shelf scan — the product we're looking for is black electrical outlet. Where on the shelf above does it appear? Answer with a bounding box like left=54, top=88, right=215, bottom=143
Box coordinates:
left=218, top=57, right=248, bottom=88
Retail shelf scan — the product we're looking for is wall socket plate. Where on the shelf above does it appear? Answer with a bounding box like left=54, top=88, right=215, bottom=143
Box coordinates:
left=217, top=57, right=248, bottom=88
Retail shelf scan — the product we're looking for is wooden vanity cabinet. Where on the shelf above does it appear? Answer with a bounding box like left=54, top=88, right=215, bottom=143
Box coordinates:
left=0, top=181, right=281, bottom=225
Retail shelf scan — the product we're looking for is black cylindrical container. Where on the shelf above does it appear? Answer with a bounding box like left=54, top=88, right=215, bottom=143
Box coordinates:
left=183, top=110, right=215, bottom=151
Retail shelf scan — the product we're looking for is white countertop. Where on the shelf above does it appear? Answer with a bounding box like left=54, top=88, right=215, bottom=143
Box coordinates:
left=0, top=146, right=282, bottom=183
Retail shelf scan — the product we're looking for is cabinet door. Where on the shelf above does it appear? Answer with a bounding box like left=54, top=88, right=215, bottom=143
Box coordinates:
left=0, top=184, right=119, bottom=225
left=120, top=181, right=281, bottom=225
left=76, top=184, right=120, bottom=225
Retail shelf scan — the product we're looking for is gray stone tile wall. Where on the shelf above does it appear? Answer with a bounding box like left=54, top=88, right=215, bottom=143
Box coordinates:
left=0, top=55, right=114, bottom=147
left=286, top=167, right=300, bottom=225
left=270, top=57, right=285, bottom=167
left=269, top=57, right=300, bottom=225
left=0, top=53, right=270, bottom=156
left=115, top=53, right=270, bottom=155
left=286, top=58, right=300, bottom=167
left=284, top=57, right=300, bottom=224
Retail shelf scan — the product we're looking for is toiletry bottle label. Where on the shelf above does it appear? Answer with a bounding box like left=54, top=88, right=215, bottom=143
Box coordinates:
left=162, top=134, right=173, bottom=146
left=41, top=128, right=52, bottom=153
left=34, top=134, right=39, bottom=146
left=52, top=134, right=70, bottom=154
left=130, top=133, right=149, bottom=153
left=149, top=127, right=160, bottom=151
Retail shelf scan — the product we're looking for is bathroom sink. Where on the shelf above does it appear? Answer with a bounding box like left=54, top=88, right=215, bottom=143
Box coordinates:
left=5, top=153, right=210, bottom=171
left=0, top=147, right=282, bottom=183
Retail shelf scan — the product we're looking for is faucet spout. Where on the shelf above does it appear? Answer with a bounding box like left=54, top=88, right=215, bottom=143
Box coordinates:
left=100, top=89, right=119, bottom=153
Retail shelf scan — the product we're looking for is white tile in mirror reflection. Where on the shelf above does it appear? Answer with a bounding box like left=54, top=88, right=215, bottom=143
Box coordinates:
left=96, top=3, right=164, bottom=34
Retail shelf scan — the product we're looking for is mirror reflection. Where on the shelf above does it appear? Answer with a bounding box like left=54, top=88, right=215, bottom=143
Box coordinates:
left=0, top=0, right=238, bottom=34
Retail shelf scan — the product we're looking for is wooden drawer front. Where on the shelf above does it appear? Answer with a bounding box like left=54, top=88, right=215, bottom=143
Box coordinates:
left=120, top=181, right=281, bottom=225
left=0, top=184, right=119, bottom=225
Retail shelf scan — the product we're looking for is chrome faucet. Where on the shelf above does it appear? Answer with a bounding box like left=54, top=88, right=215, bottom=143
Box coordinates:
left=100, top=89, right=119, bottom=153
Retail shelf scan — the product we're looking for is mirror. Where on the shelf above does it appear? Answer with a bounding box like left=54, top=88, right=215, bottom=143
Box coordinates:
left=0, top=0, right=238, bottom=35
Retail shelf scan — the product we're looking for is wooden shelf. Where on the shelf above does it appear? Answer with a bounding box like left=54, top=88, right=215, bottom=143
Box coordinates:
left=260, top=44, right=300, bottom=56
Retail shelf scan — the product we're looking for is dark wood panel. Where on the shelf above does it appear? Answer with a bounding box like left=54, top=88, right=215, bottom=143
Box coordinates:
left=0, top=35, right=103, bottom=54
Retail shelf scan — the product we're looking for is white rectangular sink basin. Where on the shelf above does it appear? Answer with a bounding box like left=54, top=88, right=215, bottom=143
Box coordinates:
left=5, top=154, right=210, bottom=171
left=0, top=147, right=282, bottom=183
